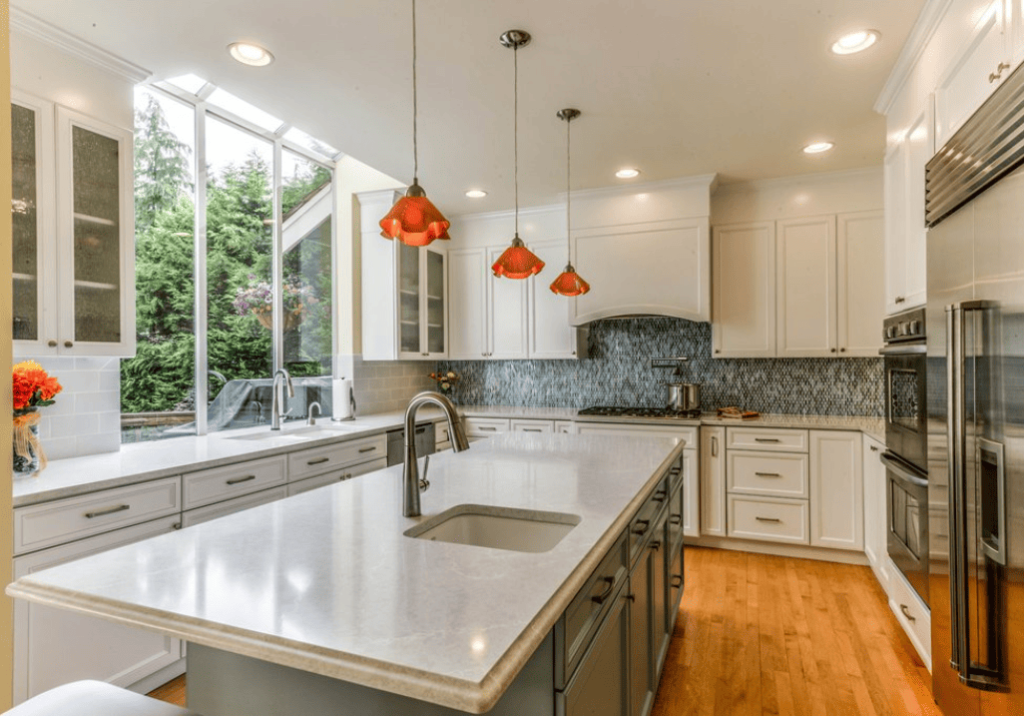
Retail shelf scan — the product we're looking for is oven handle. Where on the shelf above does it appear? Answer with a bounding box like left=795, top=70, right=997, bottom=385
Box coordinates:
left=879, top=452, right=929, bottom=490
left=878, top=343, right=928, bottom=356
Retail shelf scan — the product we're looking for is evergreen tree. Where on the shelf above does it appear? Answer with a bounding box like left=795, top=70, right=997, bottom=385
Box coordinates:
left=134, top=94, right=192, bottom=233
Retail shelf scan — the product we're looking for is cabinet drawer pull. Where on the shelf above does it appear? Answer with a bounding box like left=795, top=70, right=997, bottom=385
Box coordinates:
left=625, top=593, right=636, bottom=603
left=631, top=519, right=650, bottom=535
left=755, top=517, right=782, bottom=524
left=84, top=504, right=130, bottom=519
left=649, top=540, right=661, bottom=552
left=522, top=428, right=543, bottom=433
left=653, top=490, right=667, bottom=502
left=895, top=296, right=906, bottom=304
left=754, top=438, right=781, bottom=444
left=480, top=427, right=497, bottom=432
left=671, top=575, right=683, bottom=589
left=358, top=446, right=377, bottom=454
left=226, top=474, right=257, bottom=485
left=870, top=445, right=880, bottom=452
left=47, top=340, right=58, bottom=348
left=711, top=436, right=718, bottom=457
left=64, top=340, right=74, bottom=348
left=415, top=427, right=428, bottom=434
left=307, top=457, right=331, bottom=466
left=669, top=515, right=682, bottom=525
left=755, top=472, right=782, bottom=478
left=590, top=577, right=616, bottom=605
left=172, top=522, right=182, bottom=530
left=900, top=604, right=916, bottom=622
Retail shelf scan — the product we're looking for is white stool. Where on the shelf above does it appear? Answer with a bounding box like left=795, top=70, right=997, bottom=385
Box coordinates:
left=3, top=681, right=201, bottom=716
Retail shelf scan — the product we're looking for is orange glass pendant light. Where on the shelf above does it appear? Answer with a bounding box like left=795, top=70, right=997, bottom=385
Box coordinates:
left=550, top=108, right=591, bottom=296
left=491, top=30, right=545, bottom=279
left=379, top=0, right=450, bottom=246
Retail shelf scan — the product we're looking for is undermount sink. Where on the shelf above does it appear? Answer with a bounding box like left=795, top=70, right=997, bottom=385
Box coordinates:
left=405, top=505, right=581, bottom=553
left=227, top=425, right=357, bottom=442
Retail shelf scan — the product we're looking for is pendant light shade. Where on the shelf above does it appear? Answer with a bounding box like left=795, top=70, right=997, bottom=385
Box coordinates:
left=378, top=0, right=450, bottom=246
left=550, top=108, right=591, bottom=296
left=491, top=30, right=545, bottom=280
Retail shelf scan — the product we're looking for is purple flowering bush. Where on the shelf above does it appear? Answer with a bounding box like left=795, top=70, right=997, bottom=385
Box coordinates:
left=233, top=274, right=317, bottom=317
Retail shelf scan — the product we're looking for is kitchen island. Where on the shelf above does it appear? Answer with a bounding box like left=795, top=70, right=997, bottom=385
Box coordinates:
left=6, top=432, right=687, bottom=716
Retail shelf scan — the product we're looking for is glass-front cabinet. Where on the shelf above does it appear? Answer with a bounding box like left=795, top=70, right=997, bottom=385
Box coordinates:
left=397, top=243, right=447, bottom=359
left=10, top=93, right=135, bottom=357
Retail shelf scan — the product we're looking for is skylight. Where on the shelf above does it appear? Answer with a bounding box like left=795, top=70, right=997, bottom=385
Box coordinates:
left=166, top=74, right=209, bottom=95
left=284, top=127, right=339, bottom=159
left=206, top=88, right=285, bottom=133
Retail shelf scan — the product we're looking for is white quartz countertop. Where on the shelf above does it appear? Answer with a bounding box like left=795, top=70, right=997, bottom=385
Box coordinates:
left=7, top=433, right=684, bottom=713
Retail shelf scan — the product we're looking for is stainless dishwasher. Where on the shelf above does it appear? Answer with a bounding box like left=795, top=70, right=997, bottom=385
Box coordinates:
left=386, top=423, right=436, bottom=466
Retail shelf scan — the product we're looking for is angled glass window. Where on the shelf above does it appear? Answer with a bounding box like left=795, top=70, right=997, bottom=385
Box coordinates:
left=165, top=74, right=209, bottom=96
left=284, top=126, right=339, bottom=160
left=207, top=88, right=284, bottom=133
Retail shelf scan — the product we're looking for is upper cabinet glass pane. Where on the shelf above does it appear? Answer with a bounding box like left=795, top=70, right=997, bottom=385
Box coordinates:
left=12, top=103, right=39, bottom=341
left=165, top=74, right=209, bottom=95
left=72, top=125, right=122, bottom=343
left=207, top=88, right=284, bottom=133
left=283, top=127, right=339, bottom=160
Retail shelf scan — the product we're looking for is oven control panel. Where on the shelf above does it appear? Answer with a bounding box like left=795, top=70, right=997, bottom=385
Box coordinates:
left=883, top=308, right=927, bottom=344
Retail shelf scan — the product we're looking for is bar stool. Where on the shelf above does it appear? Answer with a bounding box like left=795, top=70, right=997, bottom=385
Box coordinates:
left=2, top=681, right=202, bottom=716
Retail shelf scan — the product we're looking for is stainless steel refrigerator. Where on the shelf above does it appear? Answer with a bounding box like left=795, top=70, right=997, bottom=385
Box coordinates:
left=925, top=63, right=1024, bottom=716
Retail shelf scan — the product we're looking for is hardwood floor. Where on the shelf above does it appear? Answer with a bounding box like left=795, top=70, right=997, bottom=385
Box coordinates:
left=150, top=547, right=939, bottom=715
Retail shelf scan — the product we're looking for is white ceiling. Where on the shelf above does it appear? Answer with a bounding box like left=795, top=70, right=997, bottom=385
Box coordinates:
left=17, top=0, right=924, bottom=216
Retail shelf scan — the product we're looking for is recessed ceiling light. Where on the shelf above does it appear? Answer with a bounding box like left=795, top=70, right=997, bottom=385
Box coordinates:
left=831, top=30, right=880, bottom=55
left=615, top=168, right=641, bottom=179
left=228, top=42, right=275, bottom=67
left=803, top=142, right=835, bottom=154
left=465, top=189, right=488, bottom=198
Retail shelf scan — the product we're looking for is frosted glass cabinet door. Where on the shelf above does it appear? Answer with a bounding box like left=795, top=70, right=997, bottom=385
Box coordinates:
left=11, top=93, right=57, bottom=355
left=55, top=107, right=135, bottom=356
left=424, top=248, right=447, bottom=356
left=397, top=242, right=422, bottom=355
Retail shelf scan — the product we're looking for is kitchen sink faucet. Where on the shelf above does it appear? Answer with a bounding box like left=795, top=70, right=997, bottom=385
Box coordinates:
left=403, top=391, right=470, bottom=517
left=271, top=369, right=294, bottom=431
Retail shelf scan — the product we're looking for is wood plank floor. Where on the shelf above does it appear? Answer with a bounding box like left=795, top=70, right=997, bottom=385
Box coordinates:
left=150, top=547, right=939, bottom=715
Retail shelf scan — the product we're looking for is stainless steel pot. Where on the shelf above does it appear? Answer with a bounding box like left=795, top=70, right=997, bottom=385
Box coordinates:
left=666, top=382, right=701, bottom=412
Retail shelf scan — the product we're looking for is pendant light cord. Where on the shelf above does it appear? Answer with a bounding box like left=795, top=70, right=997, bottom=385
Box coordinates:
left=412, top=0, right=418, bottom=183
left=514, top=42, right=519, bottom=237
left=566, top=115, right=571, bottom=263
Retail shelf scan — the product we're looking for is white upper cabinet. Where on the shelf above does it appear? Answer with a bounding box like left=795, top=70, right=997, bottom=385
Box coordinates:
left=837, top=211, right=885, bottom=356
left=1014, top=0, right=1024, bottom=64
left=487, top=247, right=529, bottom=360
left=712, top=222, right=776, bottom=358
left=776, top=216, right=837, bottom=358
left=529, top=241, right=579, bottom=359
left=395, top=242, right=447, bottom=360
left=570, top=218, right=710, bottom=325
left=447, top=248, right=488, bottom=360
left=12, top=96, right=136, bottom=357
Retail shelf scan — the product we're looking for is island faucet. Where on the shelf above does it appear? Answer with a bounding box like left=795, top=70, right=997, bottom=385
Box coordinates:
left=270, top=369, right=294, bottom=431
left=403, top=391, right=469, bottom=517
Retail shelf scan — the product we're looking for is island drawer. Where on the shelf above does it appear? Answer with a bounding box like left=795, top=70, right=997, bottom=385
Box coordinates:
left=286, top=457, right=388, bottom=497
left=727, top=427, right=808, bottom=453
left=14, top=477, right=181, bottom=555
left=463, top=417, right=510, bottom=439
left=555, top=531, right=628, bottom=690
left=629, top=477, right=670, bottom=564
left=181, top=486, right=288, bottom=528
left=727, top=451, right=809, bottom=498
left=727, top=495, right=809, bottom=545
left=182, top=456, right=287, bottom=510
left=287, top=434, right=387, bottom=481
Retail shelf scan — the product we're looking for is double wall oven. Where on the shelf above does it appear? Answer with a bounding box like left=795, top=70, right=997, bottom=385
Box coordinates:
left=880, top=307, right=929, bottom=606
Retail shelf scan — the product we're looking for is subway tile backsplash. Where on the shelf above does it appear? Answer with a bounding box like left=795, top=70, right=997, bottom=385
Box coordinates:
left=439, top=318, right=883, bottom=416
left=352, top=356, right=436, bottom=415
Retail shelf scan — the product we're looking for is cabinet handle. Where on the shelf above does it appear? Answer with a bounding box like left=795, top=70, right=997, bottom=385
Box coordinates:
left=632, top=519, right=650, bottom=535
left=84, top=504, right=130, bottom=519
left=895, top=296, right=906, bottom=304
left=625, top=593, right=636, bottom=603
left=64, top=340, right=74, bottom=348
left=480, top=427, right=497, bottom=432
left=754, top=438, right=781, bottom=444
left=830, top=348, right=836, bottom=353
left=989, top=64, right=1010, bottom=84
left=715, top=349, right=721, bottom=354
left=711, top=435, right=718, bottom=457
left=522, top=428, right=543, bottom=433
left=422, top=352, right=429, bottom=357
left=307, top=457, right=331, bottom=465
left=172, top=522, right=182, bottom=530
left=870, top=445, right=880, bottom=452
left=755, top=472, right=783, bottom=478
left=840, top=347, right=847, bottom=353
left=415, top=427, right=428, bottom=434
left=755, top=516, right=782, bottom=524
left=669, top=514, right=682, bottom=525
left=226, top=474, right=257, bottom=485
left=900, top=604, right=916, bottom=622
left=671, top=575, right=683, bottom=589
left=47, top=340, right=57, bottom=348
left=649, top=540, right=662, bottom=552
left=653, top=490, right=667, bottom=502
left=590, top=576, right=616, bottom=605
left=358, top=446, right=377, bottom=453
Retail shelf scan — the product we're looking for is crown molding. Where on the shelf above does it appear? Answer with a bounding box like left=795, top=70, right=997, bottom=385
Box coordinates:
left=11, top=6, right=151, bottom=84
left=714, top=166, right=883, bottom=195
left=874, top=0, right=954, bottom=116
left=558, top=173, right=719, bottom=202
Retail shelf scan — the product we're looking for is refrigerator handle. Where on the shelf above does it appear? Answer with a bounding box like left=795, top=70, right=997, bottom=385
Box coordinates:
left=946, top=304, right=967, bottom=674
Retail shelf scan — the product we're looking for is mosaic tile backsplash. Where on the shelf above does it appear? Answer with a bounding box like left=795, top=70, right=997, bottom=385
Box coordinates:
left=438, top=318, right=883, bottom=416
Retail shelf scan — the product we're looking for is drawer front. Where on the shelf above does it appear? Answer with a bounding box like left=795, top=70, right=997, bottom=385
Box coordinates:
left=510, top=419, right=555, bottom=433
left=14, top=477, right=181, bottom=555
left=463, top=417, right=510, bottom=438
left=726, top=427, right=808, bottom=453
left=436, top=422, right=451, bottom=446
left=181, top=486, right=287, bottom=528
left=727, top=495, right=809, bottom=545
left=888, top=562, right=931, bottom=666
left=287, top=434, right=387, bottom=481
left=629, top=478, right=670, bottom=564
left=727, top=451, right=809, bottom=498
left=555, top=420, right=576, bottom=435
left=285, top=458, right=388, bottom=497
left=576, top=423, right=697, bottom=449
left=557, top=532, right=628, bottom=689
left=182, top=456, right=287, bottom=510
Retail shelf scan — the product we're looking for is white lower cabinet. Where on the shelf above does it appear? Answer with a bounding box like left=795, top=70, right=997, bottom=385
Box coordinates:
left=463, top=416, right=511, bottom=442
left=510, top=419, right=555, bottom=434
left=287, top=457, right=389, bottom=496
left=699, top=427, right=726, bottom=537
left=13, top=516, right=183, bottom=704
left=862, top=436, right=889, bottom=590
left=727, top=494, right=810, bottom=545
left=555, top=420, right=577, bottom=435
left=809, top=430, right=863, bottom=551
left=887, top=560, right=931, bottom=669
left=181, top=487, right=289, bottom=528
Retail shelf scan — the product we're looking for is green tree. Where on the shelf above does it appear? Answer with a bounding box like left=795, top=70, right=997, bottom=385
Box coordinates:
left=133, top=94, right=192, bottom=233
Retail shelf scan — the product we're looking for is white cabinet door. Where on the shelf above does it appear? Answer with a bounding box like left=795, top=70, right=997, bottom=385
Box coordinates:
left=935, top=2, right=1010, bottom=147
left=884, top=142, right=909, bottom=315
left=862, top=436, right=890, bottom=590
left=699, top=427, right=726, bottom=537
left=903, top=103, right=932, bottom=312
left=488, top=247, right=528, bottom=359
left=1014, top=0, right=1024, bottom=66
left=712, top=222, right=776, bottom=358
left=510, top=419, right=555, bottom=433
left=13, top=516, right=183, bottom=704
left=682, top=449, right=700, bottom=538
left=809, top=430, right=864, bottom=551
left=529, top=241, right=578, bottom=359
left=837, top=211, right=885, bottom=357
left=776, top=216, right=837, bottom=358
left=571, top=218, right=710, bottom=324
left=447, top=248, right=488, bottom=359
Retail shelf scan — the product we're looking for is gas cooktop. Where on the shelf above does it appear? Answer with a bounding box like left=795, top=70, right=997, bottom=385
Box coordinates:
left=577, top=406, right=702, bottom=420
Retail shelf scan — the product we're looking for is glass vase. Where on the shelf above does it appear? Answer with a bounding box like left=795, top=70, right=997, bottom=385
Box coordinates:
left=13, top=422, right=40, bottom=478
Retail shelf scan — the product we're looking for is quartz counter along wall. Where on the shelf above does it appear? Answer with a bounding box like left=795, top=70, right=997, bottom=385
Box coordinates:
left=439, top=317, right=882, bottom=416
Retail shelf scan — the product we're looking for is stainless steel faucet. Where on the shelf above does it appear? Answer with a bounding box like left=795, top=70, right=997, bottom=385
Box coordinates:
left=403, top=391, right=469, bottom=517
left=307, top=401, right=322, bottom=426
left=270, top=369, right=294, bottom=431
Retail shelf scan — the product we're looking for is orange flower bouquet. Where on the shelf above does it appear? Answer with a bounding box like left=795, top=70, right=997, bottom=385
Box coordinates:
left=12, top=361, right=62, bottom=477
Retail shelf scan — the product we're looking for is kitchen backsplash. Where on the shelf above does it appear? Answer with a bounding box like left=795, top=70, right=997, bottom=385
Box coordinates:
left=439, top=318, right=883, bottom=416
left=352, top=356, right=435, bottom=415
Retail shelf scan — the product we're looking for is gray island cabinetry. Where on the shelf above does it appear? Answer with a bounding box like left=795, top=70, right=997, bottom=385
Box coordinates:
left=8, top=433, right=687, bottom=716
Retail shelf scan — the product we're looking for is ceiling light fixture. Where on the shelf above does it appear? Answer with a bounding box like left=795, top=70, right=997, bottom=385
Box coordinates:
left=616, top=168, right=641, bottom=179
left=831, top=30, right=880, bottom=55
left=379, top=0, right=451, bottom=247
left=465, top=189, right=488, bottom=198
left=550, top=108, right=591, bottom=297
left=803, top=141, right=835, bottom=154
left=491, top=30, right=545, bottom=280
left=227, top=42, right=275, bottom=67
